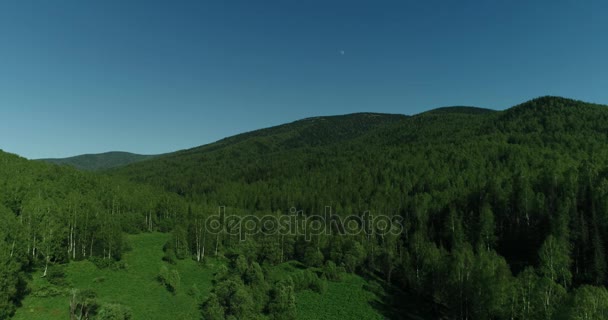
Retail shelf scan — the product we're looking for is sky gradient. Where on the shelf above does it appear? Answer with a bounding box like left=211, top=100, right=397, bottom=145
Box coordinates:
left=1, top=0, right=607, bottom=159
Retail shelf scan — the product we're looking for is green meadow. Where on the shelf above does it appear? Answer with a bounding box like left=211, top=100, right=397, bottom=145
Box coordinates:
left=13, top=232, right=386, bottom=319
left=13, top=233, right=217, bottom=320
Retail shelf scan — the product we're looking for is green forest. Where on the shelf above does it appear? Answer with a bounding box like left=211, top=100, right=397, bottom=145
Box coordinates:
left=4, top=96, right=608, bottom=319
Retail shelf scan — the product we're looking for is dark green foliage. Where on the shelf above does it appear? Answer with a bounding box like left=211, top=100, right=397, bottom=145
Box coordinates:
left=45, top=265, right=68, bottom=287
left=38, top=151, right=157, bottom=171
left=157, top=265, right=180, bottom=294
left=9, top=97, right=608, bottom=319
left=201, top=293, right=226, bottom=320
left=292, top=270, right=327, bottom=293
left=303, top=247, right=324, bottom=268
left=203, top=255, right=303, bottom=319
left=321, top=261, right=344, bottom=282
left=69, top=288, right=98, bottom=320
left=111, top=96, right=608, bottom=319
left=89, top=257, right=128, bottom=270
left=268, top=279, right=297, bottom=320
left=161, top=248, right=177, bottom=265
left=96, top=303, right=132, bottom=320
left=0, top=149, right=192, bottom=316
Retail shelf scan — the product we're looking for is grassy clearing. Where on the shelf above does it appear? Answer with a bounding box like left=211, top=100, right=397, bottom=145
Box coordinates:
left=268, top=262, right=385, bottom=320
left=295, top=274, right=385, bottom=320
left=13, top=232, right=219, bottom=320
left=14, top=234, right=391, bottom=320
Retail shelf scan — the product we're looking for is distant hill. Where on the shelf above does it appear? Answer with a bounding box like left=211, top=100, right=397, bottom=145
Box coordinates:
left=39, top=151, right=158, bottom=171
left=421, top=106, right=496, bottom=115
left=108, top=112, right=407, bottom=193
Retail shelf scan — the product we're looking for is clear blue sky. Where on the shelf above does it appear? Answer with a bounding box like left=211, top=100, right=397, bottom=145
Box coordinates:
left=1, top=0, right=606, bottom=159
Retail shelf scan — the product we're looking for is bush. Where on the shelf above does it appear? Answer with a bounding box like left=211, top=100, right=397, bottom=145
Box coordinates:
left=162, top=249, right=177, bottom=265
left=303, top=247, right=324, bottom=268
left=93, top=277, right=106, bottom=283
left=157, top=266, right=180, bottom=294
left=46, top=266, right=68, bottom=287
left=89, top=257, right=127, bottom=270
left=31, top=283, right=67, bottom=297
left=321, top=261, right=344, bottom=282
left=187, top=284, right=201, bottom=299
left=97, top=303, right=132, bottom=320
left=291, top=270, right=326, bottom=293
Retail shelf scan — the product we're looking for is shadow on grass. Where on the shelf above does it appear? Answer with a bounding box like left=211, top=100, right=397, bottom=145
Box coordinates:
left=361, top=271, right=448, bottom=320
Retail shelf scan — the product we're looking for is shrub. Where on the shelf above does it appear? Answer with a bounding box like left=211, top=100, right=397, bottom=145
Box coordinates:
left=291, top=270, right=326, bottom=293
left=162, top=249, right=177, bottom=265
left=97, top=303, right=132, bottom=320
left=90, top=257, right=127, bottom=270
left=93, top=277, right=106, bottom=283
left=31, top=283, right=66, bottom=297
left=157, top=266, right=180, bottom=294
left=187, top=284, right=201, bottom=299
left=46, top=266, right=68, bottom=287
left=321, top=261, right=344, bottom=282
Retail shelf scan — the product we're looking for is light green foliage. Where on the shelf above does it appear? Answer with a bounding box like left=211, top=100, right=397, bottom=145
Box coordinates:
left=13, top=233, right=218, bottom=320
left=557, top=285, right=608, bottom=320
left=96, top=303, right=132, bottom=320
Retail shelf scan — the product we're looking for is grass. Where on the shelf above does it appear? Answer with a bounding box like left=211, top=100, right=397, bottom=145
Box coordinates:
left=14, top=234, right=396, bottom=319
left=13, top=232, right=219, bottom=320
left=295, top=274, right=385, bottom=320
left=269, top=261, right=385, bottom=320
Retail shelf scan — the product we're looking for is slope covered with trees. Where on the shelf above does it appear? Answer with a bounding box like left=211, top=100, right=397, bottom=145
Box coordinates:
left=109, top=96, right=608, bottom=319
left=0, top=150, right=189, bottom=318
left=38, top=151, right=158, bottom=171
left=6, top=96, right=608, bottom=319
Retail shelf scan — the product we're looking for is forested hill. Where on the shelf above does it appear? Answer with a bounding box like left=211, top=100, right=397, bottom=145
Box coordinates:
left=109, top=96, right=608, bottom=319
left=420, top=106, right=496, bottom=115
left=38, top=151, right=158, bottom=171
left=110, top=96, right=608, bottom=201
left=109, top=112, right=407, bottom=194
left=168, top=112, right=406, bottom=156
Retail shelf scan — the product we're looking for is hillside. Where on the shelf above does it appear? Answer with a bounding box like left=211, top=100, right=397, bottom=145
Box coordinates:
left=13, top=233, right=219, bottom=320
left=420, top=106, right=496, bottom=115
left=7, top=96, right=608, bottom=319
left=38, top=151, right=158, bottom=171
left=109, top=96, right=608, bottom=319
left=109, top=112, right=407, bottom=195
left=0, top=149, right=190, bottom=318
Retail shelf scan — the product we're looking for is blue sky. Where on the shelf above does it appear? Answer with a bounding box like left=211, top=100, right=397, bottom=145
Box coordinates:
left=0, top=0, right=606, bottom=159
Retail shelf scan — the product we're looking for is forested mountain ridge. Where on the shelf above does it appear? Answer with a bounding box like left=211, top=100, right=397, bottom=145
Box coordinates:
left=109, top=112, right=407, bottom=196
left=6, top=96, right=608, bottom=319
left=108, top=96, right=608, bottom=319
left=421, top=106, right=496, bottom=115
left=38, top=151, right=158, bottom=171
left=164, top=112, right=406, bottom=156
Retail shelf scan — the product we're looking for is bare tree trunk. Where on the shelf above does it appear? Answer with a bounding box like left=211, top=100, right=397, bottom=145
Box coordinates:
left=43, top=256, right=50, bottom=277
left=32, top=235, right=37, bottom=258
left=69, top=289, right=78, bottom=320
left=281, top=235, right=284, bottom=263
left=215, top=234, right=219, bottom=256
left=90, top=234, right=94, bottom=257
